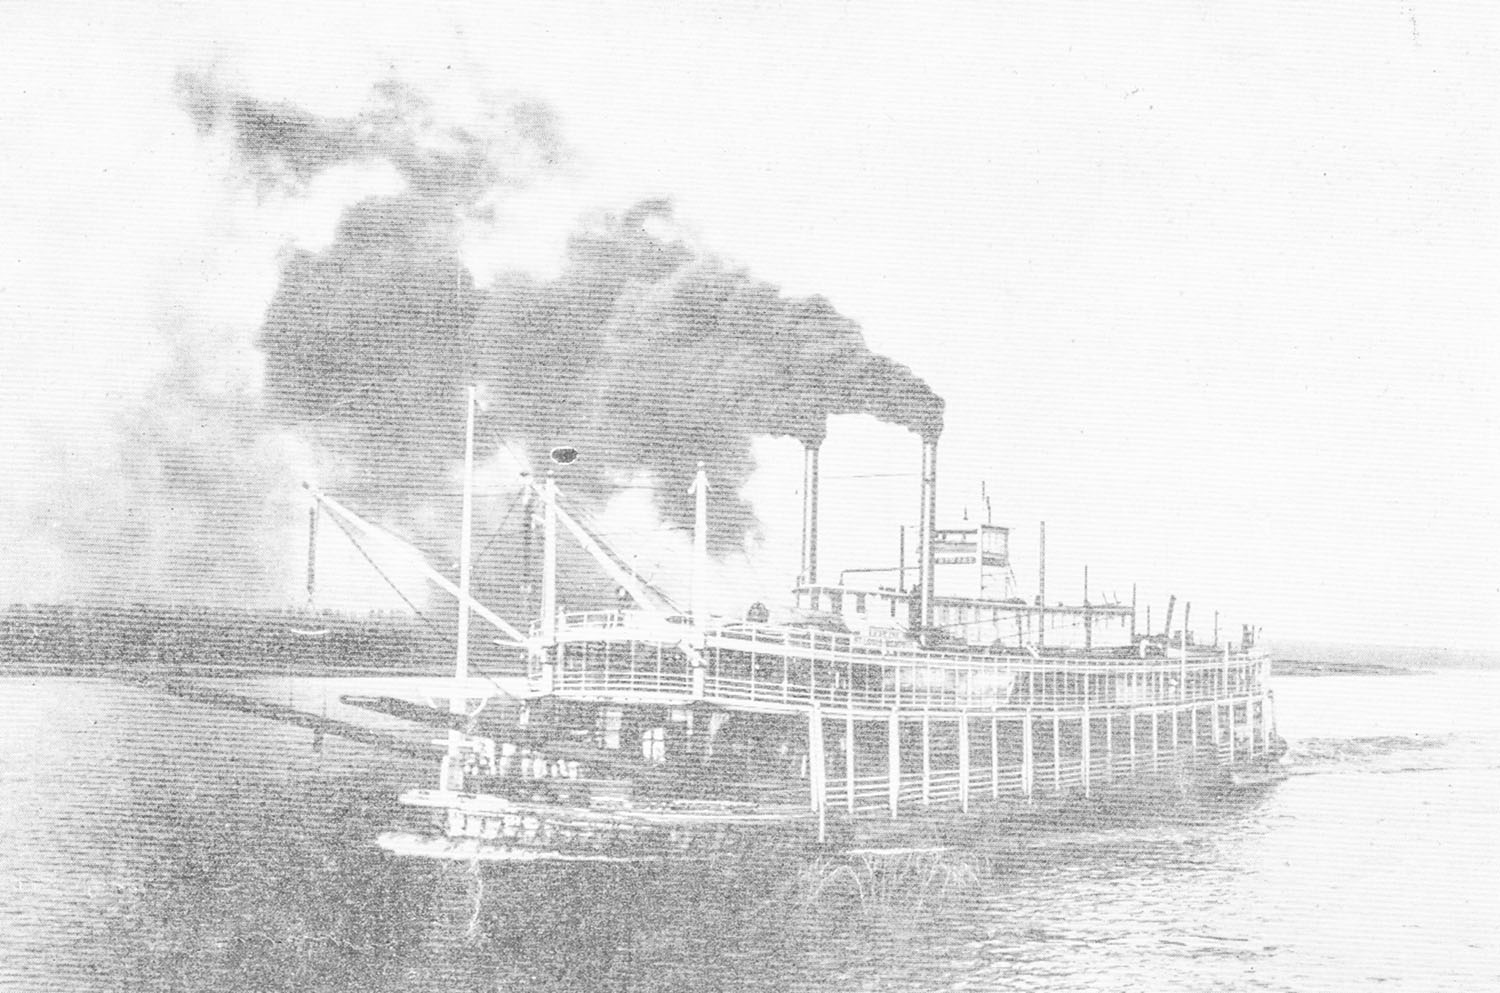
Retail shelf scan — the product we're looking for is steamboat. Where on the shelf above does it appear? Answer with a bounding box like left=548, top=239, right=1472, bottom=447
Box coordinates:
left=311, top=391, right=1284, bottom=862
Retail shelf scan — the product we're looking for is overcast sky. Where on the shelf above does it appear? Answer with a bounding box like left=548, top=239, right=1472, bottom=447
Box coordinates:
left=3, top=1, right=1496, bottom=649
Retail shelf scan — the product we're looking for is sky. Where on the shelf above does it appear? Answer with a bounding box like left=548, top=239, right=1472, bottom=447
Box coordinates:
left=2, top=1, right=1496, bottom=649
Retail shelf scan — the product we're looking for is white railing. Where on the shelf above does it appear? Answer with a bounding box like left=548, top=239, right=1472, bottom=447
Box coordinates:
left=542, top=630, right=1270, bottom=716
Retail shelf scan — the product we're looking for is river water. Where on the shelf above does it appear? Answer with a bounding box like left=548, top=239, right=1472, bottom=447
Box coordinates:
left=2, top=667, right=1497, bottom=991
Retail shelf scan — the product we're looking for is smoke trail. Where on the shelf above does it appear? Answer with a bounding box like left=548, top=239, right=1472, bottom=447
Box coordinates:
left=261, top=194, right=944, bottom=557
left=15, top=73, right=566, bottom=608
left=30, top=71, right=944, bottom=611
left=177, top=72, right=563, bottom=205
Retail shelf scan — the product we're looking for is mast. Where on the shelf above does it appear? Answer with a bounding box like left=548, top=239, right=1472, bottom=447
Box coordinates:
left=541, top=471, right=557, bottom=645
left=443, top=385, right=478, bottom=795
left=1037, top=521, right=1046, bottom=649
left=690, top=461, right=709, bottom=627
left=453, top=385, right=477, bottom=703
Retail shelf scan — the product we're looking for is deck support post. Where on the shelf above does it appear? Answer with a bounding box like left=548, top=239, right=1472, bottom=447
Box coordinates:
left=1051, top=713, right=1061, bottom=793
left=808, top=703, right=826, bottom=842
left=1105, top=713, right=1114, bottom=782
left=1228, top=700, right=1236, bottom=765
left=1211, top=700, right=1221, bottom=761
left=845, top=706, right=856, bottom=815
left=1262, top=694, right=1273, bottom=754
left=958, top=714, right=971, bottom=812
left=887, top=709, right=900, bottom=818
left=1245, top=700, right=1254, bottom=758
left=1081, top=710, right=1091, bottom=798
left=990, top=715, right=1000, bottom=800
left=1150, top=709, right=1159, bottom=771
left=1021, top=714, right=1034, bottom=799
left=921, top=712, right=931, bottom=806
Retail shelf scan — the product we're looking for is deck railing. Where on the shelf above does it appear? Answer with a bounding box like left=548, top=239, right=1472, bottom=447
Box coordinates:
left=539, top=613, right=1270, bottom=715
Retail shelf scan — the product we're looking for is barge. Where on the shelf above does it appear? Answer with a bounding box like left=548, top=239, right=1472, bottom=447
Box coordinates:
left=311, top=392, right=1284, bottom=861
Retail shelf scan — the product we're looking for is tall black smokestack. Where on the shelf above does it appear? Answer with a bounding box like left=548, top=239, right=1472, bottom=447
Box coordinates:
left=801, top=443, right=819, bottom=587
left=918, top=437, right=938, bottom=636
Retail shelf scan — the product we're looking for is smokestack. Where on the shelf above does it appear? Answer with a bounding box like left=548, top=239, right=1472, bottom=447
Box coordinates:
left=801, top=443, right=820, bottom=586
left=918, top=437, right=938, bottom=635
left=898, top=525, right=907, bottom=593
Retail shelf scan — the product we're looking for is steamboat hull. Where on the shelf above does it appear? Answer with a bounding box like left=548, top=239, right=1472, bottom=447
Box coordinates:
left=382, top=615, right=1283, bottom=860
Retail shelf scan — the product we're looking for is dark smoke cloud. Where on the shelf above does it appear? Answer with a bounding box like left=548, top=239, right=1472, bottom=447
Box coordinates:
left=47, top=72, right=943, bottom=611
left=177, top=71, right=563, bottom=206
left=466, top=200, right=944, bottom=548
left=261, top=193, right=944, bottom=557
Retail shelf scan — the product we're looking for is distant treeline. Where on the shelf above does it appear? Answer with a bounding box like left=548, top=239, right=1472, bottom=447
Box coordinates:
left=0, top=602, right=469, bottom=674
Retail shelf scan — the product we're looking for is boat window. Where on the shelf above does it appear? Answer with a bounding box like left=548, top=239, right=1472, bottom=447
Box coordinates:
left=855, top=593, right=867, bottom=614
left=601, top=708, right=622, bottom=750
left=828, top=591, right=842, bottom=614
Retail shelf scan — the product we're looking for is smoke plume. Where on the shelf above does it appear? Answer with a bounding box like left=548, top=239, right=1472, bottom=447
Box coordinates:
left=36, top=72, right=944, bottom=611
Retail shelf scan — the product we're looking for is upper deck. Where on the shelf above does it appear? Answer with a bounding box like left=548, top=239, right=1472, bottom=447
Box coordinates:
left=528, top=610, right=1271, bottom=720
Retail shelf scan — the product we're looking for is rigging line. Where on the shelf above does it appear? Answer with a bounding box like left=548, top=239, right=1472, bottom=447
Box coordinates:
left=325, top=513, right=456, bottom=647
left=472, top=487, right=529, bottom=562
left=552, top=491, right=684, bottom=613
left=321, top=508, right=524, bottom=705
left=486, top=428, right=535, bottom=476
left=326, top=513, right=519, bottom=699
